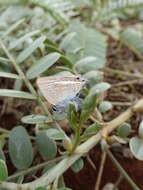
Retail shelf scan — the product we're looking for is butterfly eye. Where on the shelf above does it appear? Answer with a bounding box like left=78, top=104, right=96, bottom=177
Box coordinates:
left=52, top=105, right=57, bottom=112
left=76, top=77, right=80, bottom=80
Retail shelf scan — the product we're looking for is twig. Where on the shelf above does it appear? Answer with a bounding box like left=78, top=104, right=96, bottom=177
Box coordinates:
left=112, top=79, right=143, bottom=87
left=105, top=148, right=140, bottom=190
left=111, top=101, right=132, bottom=106
left=104, top=67, right=143, bottom=79
left=94, top=151, right=107, bottom=190
left=7, top=156, right=64, bottom=181
left=86, top=154, right=96, bottom=170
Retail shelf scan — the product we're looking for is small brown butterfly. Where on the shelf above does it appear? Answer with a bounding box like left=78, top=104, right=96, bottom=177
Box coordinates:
left=37, top=75, right=86, bottom=106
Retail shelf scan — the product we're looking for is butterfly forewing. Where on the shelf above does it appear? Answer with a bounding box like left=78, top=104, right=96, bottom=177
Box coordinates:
left=37, top=76, right=85, bottom=105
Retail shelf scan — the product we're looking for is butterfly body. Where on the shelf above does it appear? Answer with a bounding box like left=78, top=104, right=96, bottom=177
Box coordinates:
left=37, top=75, right=86, bottom=113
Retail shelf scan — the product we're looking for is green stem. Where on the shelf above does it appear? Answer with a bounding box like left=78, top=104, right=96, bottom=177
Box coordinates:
left=7, top=156, right=64, bottom=181
left=70, top=124, right=82, bottom=154
left=0, top=38, right=51, bottom=118
left=105, top=148, right=141, bottom=190
left=0, top=127, right=9, bottom=134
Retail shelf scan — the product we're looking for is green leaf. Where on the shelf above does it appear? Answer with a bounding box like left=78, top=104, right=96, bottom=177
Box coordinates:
left=75, top=56, right=99, bottom=74
left=83, top=71, right=103, bottom=88
left=54, top=112, right=67, bottom=121
left=0, top=72, right=21, bottom=79
left=65, top=20, right=106, bottom=67
left=120, top=28, right=143, bottom=59
left=80, top=94, right=98, bottom=123
left=9, top=30, right=40, bottom=50
left=90, top=82, right=111, bottom=95
left=3, top=18, right=25, bottom=38
left=17, top=36, right=46, bottom=63
left=0, top=89, right=36, bottom=100
left=71, top=158, right=84, bottom=173
left=36, top=131, right=57, bottom=160
left=117, top=123, right=131, bottom=138
left=83, top=123, right=101, bottom=137
left=21, top=115, right=52, bottom=124
left=68, top=103, right=78, bottom=129
left=0, top=148, right=5, bottom=161
left=60, top=32, right=77, bottom=50
left=35, top=187, right=47, bottom=190
left=138, top=120, right=143, bottom=139
left=8, top=126, right=33, bottom=169
left=130, top=137, right=143, bottom=161
left=0, top=159, right=8, bottom=181
left=99, top=101, right=112, bottom=113
left=46, top=128, right=65, bottom=140
left=60, top=55, right=73, bottom=68
left=26, top=52, right=61, bottom=79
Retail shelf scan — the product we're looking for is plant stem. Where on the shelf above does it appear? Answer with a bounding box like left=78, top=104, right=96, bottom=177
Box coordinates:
left=94, top=151, right=106, bottom=190
left=104, top=67, right=143, bottom=79
left=70, top=124, right=81, bottom=154
left=0, top=38, right=51, bottom=118
left=7, top=156, right=64, bottom=181
left=105, top=148, right=141, bottom=190
left=0, top=127, right=9, bottom=134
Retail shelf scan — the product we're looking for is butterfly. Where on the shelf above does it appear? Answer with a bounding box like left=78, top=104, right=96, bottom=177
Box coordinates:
left=37, top=75, right=86, bottom=113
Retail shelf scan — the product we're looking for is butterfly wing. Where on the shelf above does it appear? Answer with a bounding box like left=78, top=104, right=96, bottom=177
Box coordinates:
left=37, top=76, right=85, bottom=105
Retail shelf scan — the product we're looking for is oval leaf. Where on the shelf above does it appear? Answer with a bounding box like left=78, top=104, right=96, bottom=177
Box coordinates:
left=71, top=158, right=84, bottom=173
left=36, top=131, right=57, bottom=160
left=21, top=114, right=52, bottom=124
left=130, top=137, right=143, bottom=161
left=75, top=56, right=98, bottom=74
left=8, top=126, right=33, bottom=169
left=0, top=159, right=8, bottom=181
left=83, top=71, right=103, bottom=88
left=26, top=52, right=61, bottom=79
left=0, top=89, right=36, bottom=100
left=84, top=123, right=101, bottom=137
left=46, top=129, right=65, bottom=140
left=80, top=94, right=98, bottom=123
left=9, top=30, right=40, bottom=50
left=17, top=36, right=46, bottom=63
left=117, top=123, right=131, bottom=138
left=90, top=82, right=111, bottom=95
left=99, top=101, right=112, bottom=113
left=60, top=32, right=77, bottom=50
